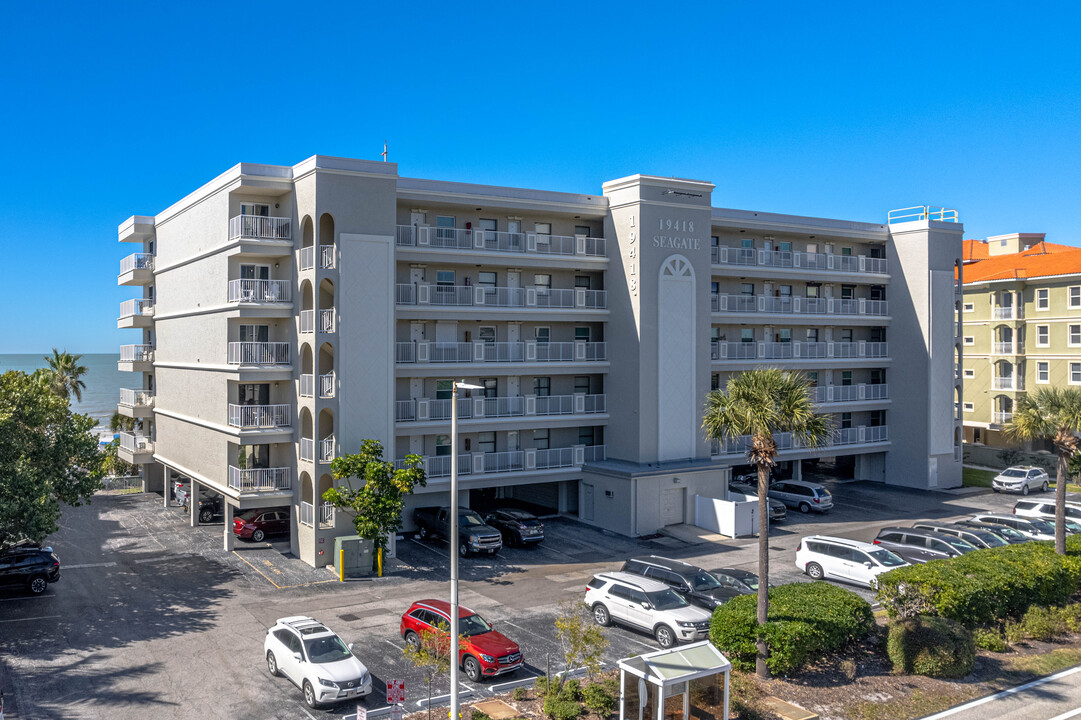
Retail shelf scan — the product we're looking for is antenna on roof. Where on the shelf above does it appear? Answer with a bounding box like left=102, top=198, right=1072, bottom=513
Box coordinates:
left=381, top=140, right=388, bottom=162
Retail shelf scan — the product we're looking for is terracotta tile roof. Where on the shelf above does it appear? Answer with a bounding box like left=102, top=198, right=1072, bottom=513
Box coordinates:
left=962, top=245, right=1081, bottom=284
left=962, top=239, right=989, bottom=261
left=1018, top=240, right=1077, bottom=256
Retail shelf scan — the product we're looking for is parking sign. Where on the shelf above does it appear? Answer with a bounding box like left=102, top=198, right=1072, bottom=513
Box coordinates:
left=390, top=706, right=403, bottom=720
left=386, top=679, right=406, bottom=704
left=356, top=705, right=367, bottom=720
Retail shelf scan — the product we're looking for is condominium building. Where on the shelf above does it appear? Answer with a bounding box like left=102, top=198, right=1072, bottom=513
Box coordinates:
left=116, top=156, right=963, bottom=568
left=960, top=234, right=1081, bottom=446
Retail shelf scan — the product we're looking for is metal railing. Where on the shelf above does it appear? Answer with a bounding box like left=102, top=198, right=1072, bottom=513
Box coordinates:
left=300, top=374, right=314, bottom=398
left=711, top=247, right=889, bottom=273
left=993, top=307, right=1022, bottom=320
left=536, top=342, right=575, bottom=361
left=887, top=206, right=959, bottom=223
left=396, top=341, right=607, bottom=364
left=482, top=450, right=524, bottom=473
left=810, top=384, right=889, bottom=403
left=318, top=309, right=335, bottom=333
left=992, top=411, right=1014, bottom=425
left=319, top=436, right=335, bottom=462
left=319, top=371, right=335, bottom=398
left=534, top=289, right=575, bottom=308
left=299, top=438, right=314, bottom=462
left=396, top=225, right=606, bottom=258
left=584, top=394, right=606, bottom=413
left=582, top=290, right=607, bottom=308
left=227, top=342, right=290, bottom=365
left=321, top=245, right=335, bottom=269
left=536, top=395, right=574, bottom=415
left=395, top=454, right=472, bottom=479
left=584, top=445, right=607, bottom=463
left=119, top=253, right=154, bottom=274
left=119, top=299, right=154, bottom=318
left=228, top=466, right=290, bottom=492
left=712, top=426, right=889, bottom=456
left=431, top=342, right=473, bottom=363
left=427, top=398, right=473, bottom=421
left=583, top=342, right=607, bottom=360
left=120, top=344, right=153, bottom=362
left=992, top=377, right=1024, bottom=391
left=119, top=388, right=154, bottom=407
left=229, top=215, right=291, bottom=240
left=992, top=342, right=1023, bottom=354
left=429, top=286, right=475, bottom=306
left=536, top=447, right=574, bottom=469
left=228, top=279, right=291, bottom=303
left=118, top=432, right=151, bottom=452
left=481, top=286, right=526, bottom=307
left=485, top=396, right=525, bottom=418
left=299, top=501, right=335, bottom=528
left=227, top=403, right=291, bottom=429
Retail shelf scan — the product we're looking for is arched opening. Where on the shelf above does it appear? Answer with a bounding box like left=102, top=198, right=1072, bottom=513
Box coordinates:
left=318, top=473, right=334, bottom=502
left=302, top=216, right=314, bottom=250
left=299, top=406, right=314, bottom=462
left=301, top=280, right=314, bottom=313
left=300, top=407, right=313, bottom=440
left=318, top=278, right=335, bottom=333
left=301, top=343, right=314, bottom=375
left=318, top=342, right=335, bottom=377
left=317, top=408, right=335, bottom=463
left=993, top=394, right=1014, bottom=425
left=301, top=471, right=313, bottom=505
left=319, top=213, right=335, bottom=247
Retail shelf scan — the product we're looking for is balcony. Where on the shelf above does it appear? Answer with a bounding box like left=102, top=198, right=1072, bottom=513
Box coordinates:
left=395, top=225, right=606, bottom=259
left=300, top=309, right=336, bottom=334
left=118, top=253, right=154, bottom=286
left=992, top=411, right=1014, bottom=426
left=296, top=437, right=333, bottom=463
left=118, top=388, right=154, bottom=418
left=228, top=215, right=291, bottom=241
left=395, top=393, right=606, bottom=423
left=711, top=427, right=888, bottom=457
left=320, top=436, right=336, bottom=463
left=711, top=341, right=888, bottom=362
left=227, top=403, right=291, bottom=429
left=395, top=284, right=607, bottom=310
left=118, top=432, right=154, bottom=464
left=396, top=341, right=607, bottom=365
left=992, top=342, right=1024, bottom=355
left=118, top=344, right=154, bottom=372
left=227, top=279, right=292, bottom=304
left=993, top=307, right=1023, bottom=320
left=992, top=377, right=1025, bottom=391
left=712, top=295, right=888, bottom=318
left=394, top=445, right=607, bottom=479
left=118, top=299, right=154, bottom=329
left=299, top=438, right=314, bottom=462
left=300, top=371, right=335, bottom=399
left=299, top=245, right=335, bottom=271
left=810, top=384, right=889, bottom=404
left=299, top=501, right=335, bottom=528
left=712, top=247, right=888, bottom=275
left=227, top=342, right=290, bottom=366
left=227, top=466, right=291, bottom=492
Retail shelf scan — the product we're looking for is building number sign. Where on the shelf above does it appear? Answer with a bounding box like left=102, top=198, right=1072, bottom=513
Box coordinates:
left=628, top=215, right=638, bottom=297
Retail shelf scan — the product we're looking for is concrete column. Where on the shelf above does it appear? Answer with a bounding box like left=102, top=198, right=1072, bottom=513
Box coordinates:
left=792, top=461, right=803, bottom=481
left=164, top=473, right=170, bottom=508
left=189, top=481, right=198, bottom=527
left=223, top=502, right=234, bottom=551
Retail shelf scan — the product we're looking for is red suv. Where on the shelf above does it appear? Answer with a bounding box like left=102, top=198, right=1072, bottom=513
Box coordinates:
left=400, top=600, right=522, bottom=681
left=233, top=507, right=290, bottom=542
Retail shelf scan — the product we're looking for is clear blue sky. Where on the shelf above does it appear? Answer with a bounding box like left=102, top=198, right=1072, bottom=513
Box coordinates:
left=1, top=1, right=1078, bottom=353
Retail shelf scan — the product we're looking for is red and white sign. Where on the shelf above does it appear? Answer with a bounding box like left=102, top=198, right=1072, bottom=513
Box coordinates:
left=386, top=679, right=406, bottom=704
left=356, top=705, right=367, bottom=720
left=389, top=706, right=403, bottom=720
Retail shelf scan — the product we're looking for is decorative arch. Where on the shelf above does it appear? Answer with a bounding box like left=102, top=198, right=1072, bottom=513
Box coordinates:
left=319, top=213, right=336, bottom=247
left=301, top=471, right=314, bottom=504
left=660, top=254, right=694, bottom=278
left=657, top=253, right=696, bottom=461
left=301, top=215, right=314, bottom=249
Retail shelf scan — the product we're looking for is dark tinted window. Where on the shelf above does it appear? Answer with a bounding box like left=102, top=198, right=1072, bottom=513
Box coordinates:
left=929, top=540, right=952, bottom=553
left=609, top=584, right=633, bottom=601
left=879, top=532, right=904, bottom=543
left=623, top=560, right=648, bottom=575
left=805, top=541, right=825, bottom=554
left=628, top=588, right=650, bottom=605
left=587, top=577, right=606, bottom=589
left=1015, top=501, right=1037, bottom=511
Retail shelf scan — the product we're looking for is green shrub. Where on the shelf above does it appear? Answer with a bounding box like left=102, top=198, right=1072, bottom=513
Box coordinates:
left=511, top=686, right=528, bottom=701
left=558, top=679, right=582, bottom=702
left=973, top=627, right=1008, bottom=652
left=535, top=676, right=553, bottom=699
left=1021, top=606, right=1069, bottom=641
left=876, top=534, right=1081, bottom=627
left=472, top=711, right=492, bottom=720
left=887, top=616, right=975, bottom=678
left=1062, top=603, right=1081, bottom=633
left=582, top=681, right=616, bottom=716
left=710, top=581, right=874, bottom=674
left=1004, top=620, right=1025, bottom=644
left=544, top=697, right=583, bottom=720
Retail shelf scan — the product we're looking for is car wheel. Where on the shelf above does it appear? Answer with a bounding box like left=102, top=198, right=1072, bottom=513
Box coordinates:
left=798, top=502, right=812, bottom=514
left=417, top=525, right=428, bottom=540
left=405, top=631, right=420, bottom=652
left=593, top=604, right=611, bottom=626
left=1022, top=484, right=1030, bottom=496
left=1042, top=481, right=1050, bottom=493
left=267, top=651, right=280, bottom=677
left=655, top=625, right=676, bottom=649
left=303, top=680, right=318, bottom=708
left=992, top=488, right=1000, bottom=493
left=458, top=543, right=469, bottom=558
left=252, top=529, right=265, bottom=542
left=806, top=562, right=824, bottom=580
left=199, top=509, right=214, bottom=523
left=463, top=655, right=482, bottom=682
left=28, top=575, right=48, bottom=595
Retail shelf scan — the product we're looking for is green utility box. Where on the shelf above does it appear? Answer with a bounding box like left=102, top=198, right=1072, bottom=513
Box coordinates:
left=333, top=535, right=374, bottom=578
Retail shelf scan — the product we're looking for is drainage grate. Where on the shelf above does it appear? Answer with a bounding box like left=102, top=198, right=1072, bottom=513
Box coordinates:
left=338, top=613, right=360, bottom=622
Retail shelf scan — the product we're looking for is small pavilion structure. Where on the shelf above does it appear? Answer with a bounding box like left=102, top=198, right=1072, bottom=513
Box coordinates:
left=617, top=641, right=731, bottom=720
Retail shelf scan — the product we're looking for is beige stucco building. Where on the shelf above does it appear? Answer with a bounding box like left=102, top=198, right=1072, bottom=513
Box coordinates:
left=116, top=156, right=963, bottom=567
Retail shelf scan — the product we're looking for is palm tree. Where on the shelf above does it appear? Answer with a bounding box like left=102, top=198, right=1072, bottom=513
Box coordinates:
left=1003, top=386, right=1081, bottom=555
left=109, top=411, right=135, bottom=433
left=44, top=348, right=88, bottom=403
left=702, top=368, right=832, bottom=677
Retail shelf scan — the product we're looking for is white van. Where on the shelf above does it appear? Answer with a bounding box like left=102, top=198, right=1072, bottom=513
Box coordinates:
left=795, top=535, right=907, bottom=588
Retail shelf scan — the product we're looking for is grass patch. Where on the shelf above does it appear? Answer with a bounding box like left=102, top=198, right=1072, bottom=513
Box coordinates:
left=851, top=689, right=980, bottom=720
left=1051, top=480, right=1081, bottom=494
left=1000, top=647, right=1081, bottom=676
left=962, top=467, right=996, bottom=488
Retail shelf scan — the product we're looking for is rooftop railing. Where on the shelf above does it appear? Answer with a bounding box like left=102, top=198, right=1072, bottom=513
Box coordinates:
left=887, top=206, right=959, bottom=223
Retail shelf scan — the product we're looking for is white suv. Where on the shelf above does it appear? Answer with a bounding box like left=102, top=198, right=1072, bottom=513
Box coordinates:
left=585, top=571, right=712, bottom=649
left=992, top=466, right=1049, bottom=495
left=1013, top=499, right=1081, bottom=524
left=795, top=535, right=908, bottom=589
left=264, top=616, right=372, bottom=708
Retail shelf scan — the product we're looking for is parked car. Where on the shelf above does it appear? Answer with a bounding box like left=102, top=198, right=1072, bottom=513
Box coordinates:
left=184, top=490, right=224, bottom=524
left=400, top=599, right=522, bottom=681
left=992, top=466, right=1050, bottom=495
left=872, top=527, right=977, bottom=564
left=769, top=480, right=834, bottom=513
left=173, top=480, right=190, bottom=505
left=234, top=507, right=291, bottom=542
left=621, top=556, right=753, bottom=609
left=734, top=470, right=781, bottom=486
left=956, top=520, right=1030, bottom=544
left=795, top=535, right=907, bottom=588
left=585, top=571, right=712, bottom=648
left=712, top=568, right=766, bottom=593
left=483, top=509, right=544, bottom=546
left=912, top=522, right=1009, bottom=549
left=969, top=512, right=1056, bottom=541
left=264, top=616, right=372, bottom=708
left=727, top=482, right=787, bottom=522
left=1013, top=499, right=1081, bottom=524
left=0, top=541, right=60, bottom=595
left=413, top=506, right=502, bottom=556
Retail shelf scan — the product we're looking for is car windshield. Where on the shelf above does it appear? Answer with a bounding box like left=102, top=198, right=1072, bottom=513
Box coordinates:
left=645, top=589, right=689, bottom=611
left=1028, top=519, right=1056, bottom=534
left=460, top=512, right=486, bottom=526
left=726, top=573, right=758, bottom=591
left=1000, top=469, right=1027, bottom=478
left=459, top=613, right=492, bottom=637
left=304, top=635, right=353, bottom=664
left=976, top=532, right=1008, bottom=547
left=869, top=549, right=906, bottom=567
left=690, top=571, right=723, bottom=592
left=942, top=536, right=977, bottom=553
left=986, top=524, right=1025, bottom=540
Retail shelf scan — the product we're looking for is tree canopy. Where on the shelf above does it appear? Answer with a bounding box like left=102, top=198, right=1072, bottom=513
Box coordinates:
left=0, top=370, right=104, bottom=548
left=45, top=348, right=88, bottom=403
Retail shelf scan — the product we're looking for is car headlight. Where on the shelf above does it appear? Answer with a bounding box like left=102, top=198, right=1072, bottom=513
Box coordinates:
left=714, top=599, right=725, bottom=606
left=677, top=621, right=697, bottom=628
left=361, top=671, right=371, bottom=686
left=319, top=678, right=338, bottom=688
left=480, top=654, right=495, bottom=663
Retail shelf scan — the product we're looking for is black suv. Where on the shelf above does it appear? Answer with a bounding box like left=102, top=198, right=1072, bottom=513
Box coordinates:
left=621, top=556, right=754, bottom=609
left=184, top=491, right=224, bottom=524
left=0, top=541, right=61, bottom=595
left=873, top=527, right=977, bottom=564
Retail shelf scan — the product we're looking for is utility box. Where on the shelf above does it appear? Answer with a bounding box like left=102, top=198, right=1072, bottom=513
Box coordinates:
left=334, top=535, right=374, bottom=578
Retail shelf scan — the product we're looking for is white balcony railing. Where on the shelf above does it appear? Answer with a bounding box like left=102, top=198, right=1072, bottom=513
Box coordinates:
left=227, top=403, right=291, bottom=429
left=485, top=396, right=525, bottom=418
left=534, top=289, right=575, bottom=309
left=536, top=395, right=574, bottom=416
left=584, top=394, right=606, bottom=413
left=993, top=307, right=1022, bottom=320
left=395, top=445, right=606, bottom=478
left=228, top=466, right=290, bottom=492
left=299, top=501, right=335, bottom=528
left=992, top=342, right=1024, bottom=354
left=711, top=341, right=888, bottom=361
left=810, top=384, right=889, bottom=403
left=395, top=284, right=606, bottom=310
left=712, top=426, right=889, bottom=456
left=319, top=436, right=335, bottom=462
left=536, top=447, right=574, bottom=469
left=393, top=454, right=472, bottom=479
left=229, top=215, right=291, bottom=241
left=992, top=411, right=1014, bottom=425
left=716, top=295, right=889, bottom=316
left=300, top=309, right=335, bottom=333
left=119, top=344, right=153, bottom=362
left=299, top=245, right=336, bottom=271
left=119, top=253, right=154, bottom=274
left=482, top=450, right=524, bottom=473
left=427, top=399, right=473, bottom=421
left=584, top=445, right=607, bottom=463
left=536, top=342, right=575, bottom=362
left=227, top=342, right=290, bottom=365
left=300, top=374, right=314, bottom=398
left=118, top=432, right=152, bottom=453
left=118, top=388, right=154, bottom=407
left=396, top=341, right=607, bottom=364
left=119, top=299, right=154, bottom=318
left=299, top=438, right=314, bottom=462
left=228, top=279, right=291, bottom=303
left=319, top=371, right=335, bottom=398
left=395, top=225, right=606, bottom=258
left=992, top=377, right=1024, bottom=391
left=711, top=247, right=889, bottom=274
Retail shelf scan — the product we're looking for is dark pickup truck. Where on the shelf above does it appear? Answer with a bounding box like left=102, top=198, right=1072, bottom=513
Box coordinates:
left=414, top=506, right=503, bottom=557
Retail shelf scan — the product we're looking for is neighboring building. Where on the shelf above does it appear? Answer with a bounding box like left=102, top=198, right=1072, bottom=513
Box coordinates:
left=960, top=234, right=1081, bottom=446
left=116, top=156, right=963, bottom=567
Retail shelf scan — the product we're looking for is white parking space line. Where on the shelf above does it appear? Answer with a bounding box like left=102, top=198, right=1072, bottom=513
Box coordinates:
left=0, top=615, right=61, bottom=623
left=920, top=665, right=1081, bottom=720
left=417, top=687, right=474, bottom=708
left=134, top=553, right=195, bottom=564
left=0, top=594, right=50, bottom=602
left=1048, top=707, right=1081, bottom=720
left=410, top=538, right=449, bottom=560
left=297, top=705, right=317, bottom=720
left=613, top=633, right=660, bottom=651
left=504, top=620, right=554, bottom=643
left=64, top=562, right=117, bottom=569
left=491, top=672, right=542, bottom=693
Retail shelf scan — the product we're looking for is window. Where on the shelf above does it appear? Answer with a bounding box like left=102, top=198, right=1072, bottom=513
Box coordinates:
left=870, top=327, right=885, bottom=343
left=963, top=336, right=975, bottom=346
left=841, top=371, right=853, bottom=386
left=806, top=284, right=820, bottom=298
left=435, top=434, right=450, bottom=457
left=239, top=324, right=269, bottom=343
left=1071, top=287, right=1081, bottom=308
left=478, top=218, right=497, bottom=236
left=579, top=426, right=596, bottom=446
left=1037, top=361, right=1050, bottom=383
left=807, top=371, right=819, bottom=386
left=963, top=402, right=974, bottom=412
left=1072, top=363, right=1081, bottom=384
left=841, top=285, right=855, bottom=300
left=240, top=203, right=270, bottom=217
left=740, top=283, right=754, bottom=296
left=840, top=329, right=853, bottom=343
left=963, top=303, right=974, bottom=313
left=1037, top=325, right=1049, bottom=347
left=478, top=271, right=497, bottom=287
left=533, top=274, right=551, bottom=291
left=575, top=275, right=591, bottom=289
left=534, top=428, right=550, bottom=450
left=436, top=380, right=452, bottom=400
left=870, top=369, right=885, bottom=384
left=711, top=373, right=720, bottom=391
left=575, top=327, right=591, bottom=342
left=478, top=326, right=496, bottom=344
left=779, top=285, right=792, bottom=297
left=841, top=412, right=853, bottom=429
left=534, top=222, right=552, bottom=236
left=575, top=376, right=591, bottom=394
left=741, top=237, right=753, bottom=249
left=869, top=410, right=885, bottom=427
left=778, top=329, right=791, bottom=343
left=575, top=225, right=591, bottom=237
left=711, top=327, right=720, bottom=342
left=1070, top=325, right=1081, bottom=346
left=535, top=327, right=550, bottom=344
left=711, top=281, right=720, bottom=296
left=436, top=270, right=455, bottom=286
left=436, top=216, right=455, bottom=242
left=478, top=432, right=496, bottom=454
left=806, top=328, right=819, bottom=342
left=963, top=369, right=975, bottom=378
left=741, top=328, right=754, bottom=343
left=481, top=378, right=497, bottom=397
left=870, top=286, right=885, bottom=301
left=1036, top=288, right=1049, bottom=310
left=841, top=247, right=852, bottom=256
left=533, top=377, right=550, bottom=396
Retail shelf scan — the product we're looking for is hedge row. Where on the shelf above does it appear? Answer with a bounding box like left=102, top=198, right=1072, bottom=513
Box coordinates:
left=876, top=533, right=1081, bottom=627
left=710, top=581, right=874, bottom=674
left=887, top=616, right=975, bottom=678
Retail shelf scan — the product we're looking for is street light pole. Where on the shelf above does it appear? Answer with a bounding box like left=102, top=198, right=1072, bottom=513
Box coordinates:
left=450, top=379, right=482, bottom=720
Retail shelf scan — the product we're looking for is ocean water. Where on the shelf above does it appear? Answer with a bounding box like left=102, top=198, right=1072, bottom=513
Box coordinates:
left=0, top=353, right=124, bottom=438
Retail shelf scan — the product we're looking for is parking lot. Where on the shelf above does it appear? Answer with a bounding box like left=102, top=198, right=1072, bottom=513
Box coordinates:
left=0, top=479, right=1068, bottom=720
